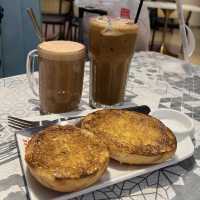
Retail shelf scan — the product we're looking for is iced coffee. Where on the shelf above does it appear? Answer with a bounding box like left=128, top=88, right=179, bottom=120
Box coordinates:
left=89, top=16, right=138, bottom=107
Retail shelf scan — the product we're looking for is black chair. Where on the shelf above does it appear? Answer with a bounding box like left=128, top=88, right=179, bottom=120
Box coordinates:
left=149, top=0, right=192, bottom=51
left=74, top=7, right=107, bottom=43
left=41, top=0, right=74, bottom=40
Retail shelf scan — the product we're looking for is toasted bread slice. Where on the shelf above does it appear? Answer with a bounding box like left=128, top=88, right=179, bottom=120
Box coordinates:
left=81, top=109, right=177, bottom=165
left=25, top=125, right=109, bottom=192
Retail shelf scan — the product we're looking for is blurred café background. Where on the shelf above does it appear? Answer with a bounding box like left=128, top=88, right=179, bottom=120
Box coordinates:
left=0, top=0, right=200, bottom=77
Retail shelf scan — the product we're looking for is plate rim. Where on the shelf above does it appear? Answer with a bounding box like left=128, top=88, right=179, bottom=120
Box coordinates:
left=15, top=125, right=195, bottom=200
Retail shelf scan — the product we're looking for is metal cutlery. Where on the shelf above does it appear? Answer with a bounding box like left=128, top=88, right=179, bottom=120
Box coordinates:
left=8, top=115, right=81, bottom=130
left=8, top=105, right=151, bottom=130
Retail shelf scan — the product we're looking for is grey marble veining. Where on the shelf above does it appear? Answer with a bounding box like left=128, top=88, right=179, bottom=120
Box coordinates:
left=1, top=52, right=200, bottom=200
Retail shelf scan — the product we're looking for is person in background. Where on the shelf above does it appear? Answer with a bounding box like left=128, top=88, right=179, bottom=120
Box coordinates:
left=74, top=0, right=150, bottom=51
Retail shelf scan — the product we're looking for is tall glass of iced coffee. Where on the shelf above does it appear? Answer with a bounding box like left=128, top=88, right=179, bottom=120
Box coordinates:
left=89, top=16, right=138, bottom=108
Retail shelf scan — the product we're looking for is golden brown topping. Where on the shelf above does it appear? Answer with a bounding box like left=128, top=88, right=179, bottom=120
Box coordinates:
left=81, top=109, right=177, bottom=156
left=25, top=125, right=109, bottom=179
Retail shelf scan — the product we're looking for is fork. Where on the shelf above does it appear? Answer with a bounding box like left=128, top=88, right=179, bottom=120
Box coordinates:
left=8, top=105, right=151, bottom=130
left=7, top=115, right=82, bottom=130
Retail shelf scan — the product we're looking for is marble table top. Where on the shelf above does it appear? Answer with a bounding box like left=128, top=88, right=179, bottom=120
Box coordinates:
left=0, top=51, right=200, bottom=200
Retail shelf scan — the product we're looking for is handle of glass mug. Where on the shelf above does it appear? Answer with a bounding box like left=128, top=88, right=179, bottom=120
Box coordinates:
left=26, top=49, right=39, bottom=97
left=185, top=25, right=196, bottom=58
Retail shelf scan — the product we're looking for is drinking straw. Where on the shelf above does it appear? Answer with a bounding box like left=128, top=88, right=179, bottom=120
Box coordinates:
left=26, top=8, right=45, bottom=42
left=134, top=0, right=144, bottom=24
left=175, top=0, right=189, bottom=62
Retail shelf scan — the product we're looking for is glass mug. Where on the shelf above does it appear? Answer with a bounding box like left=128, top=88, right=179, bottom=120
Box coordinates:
left=89, top=16, right=138, bottom=108
left=26, top=41, right=85, bottom=114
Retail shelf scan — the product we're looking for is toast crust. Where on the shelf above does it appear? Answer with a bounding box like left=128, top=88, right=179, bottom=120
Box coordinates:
left=81, top=109, right=177, bottom=164
left=25, top=125, right=109, bottom=192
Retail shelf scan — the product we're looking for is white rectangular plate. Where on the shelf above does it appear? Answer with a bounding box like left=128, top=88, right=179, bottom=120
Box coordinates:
left=16, top=121, right=194, bottom=200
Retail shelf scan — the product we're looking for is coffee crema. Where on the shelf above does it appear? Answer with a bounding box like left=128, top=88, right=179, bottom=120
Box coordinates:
left=89, top=16, right=138, bottom=107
